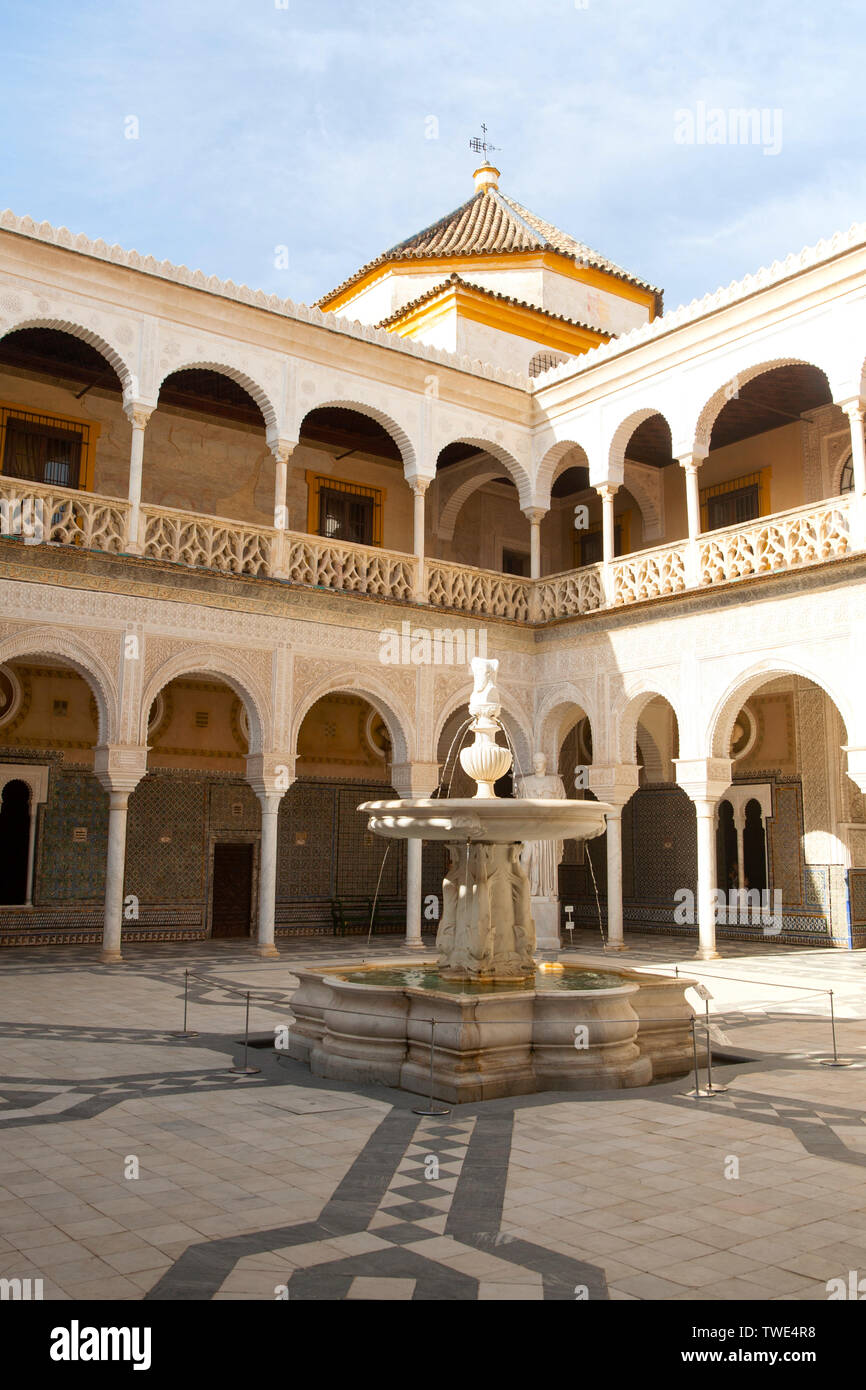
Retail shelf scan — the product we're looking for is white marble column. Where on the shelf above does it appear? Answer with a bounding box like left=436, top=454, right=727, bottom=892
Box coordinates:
left=405, top=837, right=424, bottom=949
left=678, top=452, right=704, bottom=585
left=102, top=792, right=131, bottom=963
left=411, top=478, right=430, bottom=602
left=94, top=746, right=148, bottom=964
left=522, top=507, right=546, bottom=580
left=733, top=806, right=746, bottom=891
left=123, top=403, right=153, bottom=555
left=675, top=758, right=732, bottom=961
left=694, top=798, right=721, bottom=959
left=604, top=808, right=625, bottom=950
left=256, top=793, right=282, bottom=958
left=594, top=485, right=618, bottom=605
left=589, top=764, right=640, bottom=954
left=270, top=439, right=298, bottom=580
left=390, top=760, right=440, bottom=948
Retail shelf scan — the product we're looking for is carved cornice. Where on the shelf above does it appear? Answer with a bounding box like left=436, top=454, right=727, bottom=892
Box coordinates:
left=0, top=209, right=531, bottom=392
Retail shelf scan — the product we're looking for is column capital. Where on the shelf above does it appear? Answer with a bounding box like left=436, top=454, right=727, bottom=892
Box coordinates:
left=268, top=437, right=300, bottom=465
left=246, top=753, right=295, bottom=799
left=93, top=744, right=148, bottom=795
left=122, top=400, right=155, bottom=430
left=674, top=757, right=732, bottom=803
left=588, top=763, right=641, bottom=806
left=406, top=473, right=433, bottom=497
left=594, top=484, right=618, bottom=503
left=390, top=761, right=440, bottom=798
left=676, top=450, right=708, bottom=472
left=521, top=506, right=547, bottom=524
left=836, top=397, right=865, bottom=423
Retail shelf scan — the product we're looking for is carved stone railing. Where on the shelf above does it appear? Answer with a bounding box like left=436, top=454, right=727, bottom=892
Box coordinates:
left=534, top=564, right=604, bottom=618
left=143, top=503, right=272, bottom=576
left=283, top=533, right=417, bottom=600
left=0, top=475, right=128, bottom=553
left=427, top=558, right=531, bottom=622
left=699, top=498, right=851, bottom=585
left=1, top=483, right=859, bottom=623
left=611, top=541, right=688, bottom=606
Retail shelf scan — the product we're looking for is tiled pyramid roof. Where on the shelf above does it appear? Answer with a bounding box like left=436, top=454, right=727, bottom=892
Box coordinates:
left=317, top=187, right=662, bottom=309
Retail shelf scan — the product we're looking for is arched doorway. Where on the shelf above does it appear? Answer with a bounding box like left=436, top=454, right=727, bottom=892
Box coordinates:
left=0, top=780, right=31, bottom=903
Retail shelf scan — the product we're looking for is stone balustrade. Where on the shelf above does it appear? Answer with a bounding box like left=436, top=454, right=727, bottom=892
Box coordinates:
left=426, top=557, right=531, bottom=621
left=535, top=564, right=604, bottom=618
left=0, top=476, right=857, bottom=622
left=698, top=497, right=851, bottom=585
left=0, top=474, right=128, bottom=553
left=611, top=540, right=688, bottom=606
left=142, top=502, right=272, bottom=576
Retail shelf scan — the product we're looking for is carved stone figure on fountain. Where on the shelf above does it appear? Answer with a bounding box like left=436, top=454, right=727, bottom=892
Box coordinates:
left=517, top=751, right=567, bottom=949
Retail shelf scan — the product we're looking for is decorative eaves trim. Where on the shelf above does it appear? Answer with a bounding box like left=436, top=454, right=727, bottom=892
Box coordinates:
left=0, top=208, right=533, bottom=392
left=530, top=221, right=866, bottom=389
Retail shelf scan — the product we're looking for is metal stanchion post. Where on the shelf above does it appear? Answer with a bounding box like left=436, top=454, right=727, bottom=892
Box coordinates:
left=170, top=969, right=199, bottom=1039
left=230, top=991, right=261, bottom=1075
left=704, top=997, right=727, bottom=1094
left=412, top=1017, right=450, bottom=1116
left=681, top=1007, right=714, bottom=1099
left=819, top=989, right=853, bottom=1067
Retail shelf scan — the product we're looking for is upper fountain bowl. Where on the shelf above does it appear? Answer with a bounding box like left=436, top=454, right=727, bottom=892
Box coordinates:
left=358, top=796, right=613, bottom=843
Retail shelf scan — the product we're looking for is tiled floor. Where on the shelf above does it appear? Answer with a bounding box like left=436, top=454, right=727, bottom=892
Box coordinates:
left=0, top=931, right=864, bottom=1300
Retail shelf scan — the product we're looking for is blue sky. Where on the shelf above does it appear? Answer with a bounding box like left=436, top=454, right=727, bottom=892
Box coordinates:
left=2, top=0, right=864, bottom=313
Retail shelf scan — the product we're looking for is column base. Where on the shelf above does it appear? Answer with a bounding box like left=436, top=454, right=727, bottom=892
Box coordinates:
left=694, top=948, right=721, bottom=961
left=256, top=943, right=280, bottom=959
left=404, top=939, right=427, bottom=952
left=603, top=942, right=628, bottom=953
left=100, top=949, right=123, bottom=964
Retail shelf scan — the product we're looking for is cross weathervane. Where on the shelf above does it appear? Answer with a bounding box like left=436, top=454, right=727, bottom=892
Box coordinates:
left=469, top=123, right=500, bottom=160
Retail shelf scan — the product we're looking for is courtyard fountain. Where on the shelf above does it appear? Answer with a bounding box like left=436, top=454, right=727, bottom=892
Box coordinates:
left=287, top=659, right=695, bottom=1102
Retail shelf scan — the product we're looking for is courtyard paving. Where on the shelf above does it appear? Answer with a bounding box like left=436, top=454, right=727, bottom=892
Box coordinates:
left=0, top=930, right=864, bottom=1302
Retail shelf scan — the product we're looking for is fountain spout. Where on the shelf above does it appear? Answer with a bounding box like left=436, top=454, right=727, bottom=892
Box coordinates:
left=459, top=657, right=512, bottom=799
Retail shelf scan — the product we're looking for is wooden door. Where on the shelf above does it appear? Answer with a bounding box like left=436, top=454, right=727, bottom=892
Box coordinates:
left=211, top=842, right=254, bottom=938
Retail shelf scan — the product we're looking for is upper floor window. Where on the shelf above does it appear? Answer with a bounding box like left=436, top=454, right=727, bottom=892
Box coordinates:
left=574, top=513, right=629, bottom=568
left=502, top=547, right=530, bottom=577
left=701, top=469, right=769, bottom=532
left=0, top=405, right=97, bottom=491
left=840, top=454, right=854, bottom=493
left=306, top=472, right=384, bottom=547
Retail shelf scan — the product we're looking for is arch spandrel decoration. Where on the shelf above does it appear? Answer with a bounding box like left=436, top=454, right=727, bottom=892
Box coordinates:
left=139, top=649, right=270, bottom=756
left=0, top=631, right=117, bottom=746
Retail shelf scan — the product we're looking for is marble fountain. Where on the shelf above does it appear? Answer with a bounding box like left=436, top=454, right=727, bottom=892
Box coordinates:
left=287, top=660, right=695, bottom=1103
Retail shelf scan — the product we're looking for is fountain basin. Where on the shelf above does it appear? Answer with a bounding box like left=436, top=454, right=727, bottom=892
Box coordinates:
left=357, top=796, right=612, bottom=843
left=286, top=957, right=697, bottom=1103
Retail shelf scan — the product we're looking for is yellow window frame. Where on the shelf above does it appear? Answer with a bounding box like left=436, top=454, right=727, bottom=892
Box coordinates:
left=306, top=471, right=385, bottom=546
left=573, top=509, right=631, bottom=568
left=0, top=401, right=100, bottom=492
left=700, top=468, right=771, bottom=530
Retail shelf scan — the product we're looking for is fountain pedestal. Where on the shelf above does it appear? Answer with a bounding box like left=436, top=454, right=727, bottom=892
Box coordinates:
left=437, top=841, right=535, bottom=980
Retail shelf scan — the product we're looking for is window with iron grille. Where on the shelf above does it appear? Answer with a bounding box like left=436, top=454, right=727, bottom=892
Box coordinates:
left=2, top=413, right=84, bottom=489
left=307, top=473, right=384, bottom=546
left=705, top=482, right=760, bottom=530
